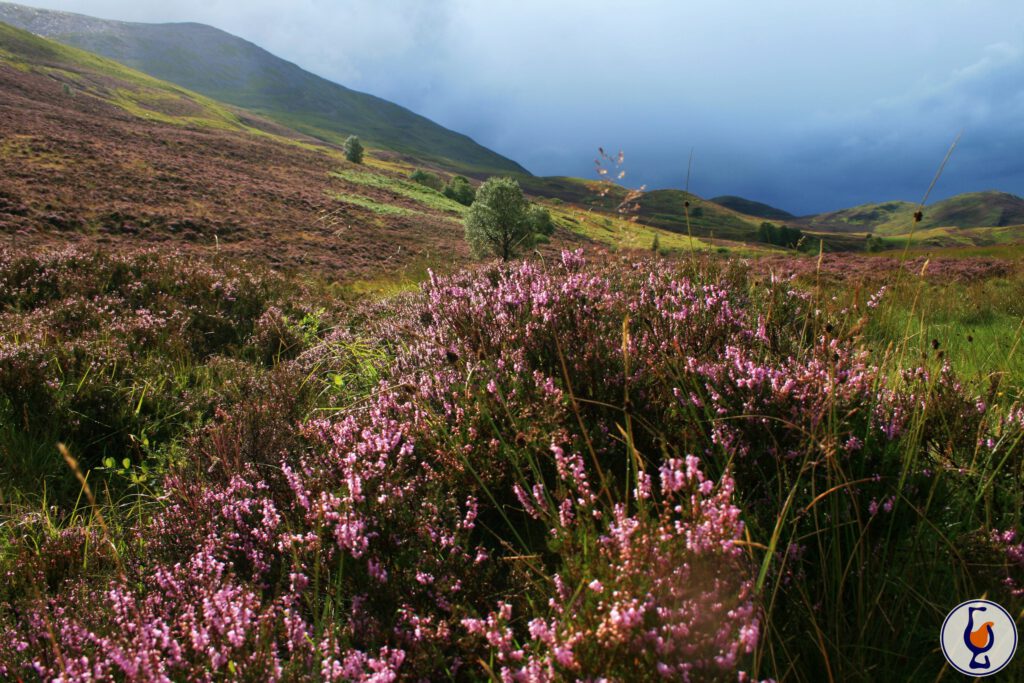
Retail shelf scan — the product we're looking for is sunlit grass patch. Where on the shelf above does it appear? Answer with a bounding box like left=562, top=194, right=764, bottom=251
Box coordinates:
left=331, top=169, right=467, bottom=215
left=328, top=190, right=419, bottom=217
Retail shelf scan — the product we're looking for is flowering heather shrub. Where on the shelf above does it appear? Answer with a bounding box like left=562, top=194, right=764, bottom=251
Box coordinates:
left=463, top=453, right=758, bottom=681
left=4, top=249, right=1024, bottom=680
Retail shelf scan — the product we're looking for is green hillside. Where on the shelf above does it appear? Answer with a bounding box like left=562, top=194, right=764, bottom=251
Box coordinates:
left=918, top=191, right=1024, bottom=232
left=804, top=191, right=1024, bottom=236
left=803, top=200, right=916, bottom=233
left=0, top=20, right=281, bottom=135
left=710, top=195, right=795, bottom=221
left=517, top=175, right=621, bottom=207
left=633, top=190, right=764, bottom=240
left=0, top=1, right=528, bottom=175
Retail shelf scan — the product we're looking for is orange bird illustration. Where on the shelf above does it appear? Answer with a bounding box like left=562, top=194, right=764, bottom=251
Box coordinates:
left=970, top=620, right=995, bottom=649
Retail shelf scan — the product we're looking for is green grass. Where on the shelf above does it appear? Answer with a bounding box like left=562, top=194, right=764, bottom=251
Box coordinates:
left=634, top=189, right=765, bottom=240
left=330, top=169, right=467, bottom=215
left=864, top=277, right=1024, bottom=384
left=329, top=191, right=419, bottom=217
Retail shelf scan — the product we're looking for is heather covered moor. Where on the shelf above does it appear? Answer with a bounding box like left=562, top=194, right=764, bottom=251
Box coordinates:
left=2, top=245, right=1024, bottom=681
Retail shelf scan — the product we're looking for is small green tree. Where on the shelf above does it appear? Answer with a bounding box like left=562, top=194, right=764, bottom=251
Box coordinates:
left=444, top=175, right=476, bottom=206
left=651, top=233, right=660, bottom=253
left=464, top=177, right=533, bottom=260
left=343, top=135, right=364, bottom=164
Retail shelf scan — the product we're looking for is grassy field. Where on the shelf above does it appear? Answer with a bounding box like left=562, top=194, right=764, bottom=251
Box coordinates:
left=2, top=243, right=1024, bottom=681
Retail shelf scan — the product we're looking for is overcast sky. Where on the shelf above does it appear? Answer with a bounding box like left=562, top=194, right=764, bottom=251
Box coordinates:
left=16, top=0, right=1024, bottom=213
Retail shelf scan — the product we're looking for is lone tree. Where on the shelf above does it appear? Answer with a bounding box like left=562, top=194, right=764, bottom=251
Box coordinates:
left=464, top=177, right=534, bottom=260
left=344, top=135, right=364, bottom=164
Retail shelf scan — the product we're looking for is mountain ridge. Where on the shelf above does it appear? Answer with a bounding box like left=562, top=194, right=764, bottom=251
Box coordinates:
left=0, top=1, right=528, bottom=176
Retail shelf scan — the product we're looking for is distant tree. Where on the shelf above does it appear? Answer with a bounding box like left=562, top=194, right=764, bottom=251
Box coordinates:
left=410, top=169, right=443, bottom=191
left=780, top=225, right=803, bottom=249
left=343, top=135, right=364, bottom=164
left=464, top=177, right=533, bottom=260
left=444, top=175, right=476, bottom=206
left=865, top=234, right=885, bottom=252
left=651, top=233, right=661, bottom=253
left=757, top=221, right=803, bottom=249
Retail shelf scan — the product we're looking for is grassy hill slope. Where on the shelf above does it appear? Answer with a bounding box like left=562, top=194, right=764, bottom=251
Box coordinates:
left=0, top=20, right=486, bottom=279
left=917, top=191, right=1024, bottom=232
left=0, top=20, right=283, bottom=135
left=803, top=191, right=1024, bottom=236
left=803, top=200, right=916, bottom=234
left=0, top=1, right=527, bottom=175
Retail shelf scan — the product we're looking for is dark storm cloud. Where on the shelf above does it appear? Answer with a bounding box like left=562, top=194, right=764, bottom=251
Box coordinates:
left=16, top=0, right=1024, bottom=213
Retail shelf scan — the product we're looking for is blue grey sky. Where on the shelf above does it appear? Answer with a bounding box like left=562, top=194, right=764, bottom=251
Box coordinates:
left=16, top=0, right=1024, bottom=213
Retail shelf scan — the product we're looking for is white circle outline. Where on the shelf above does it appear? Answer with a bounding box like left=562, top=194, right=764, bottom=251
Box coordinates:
left=940, top=599, right=1018, bottom=676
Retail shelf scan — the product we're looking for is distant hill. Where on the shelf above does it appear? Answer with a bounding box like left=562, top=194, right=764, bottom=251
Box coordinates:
left=0, top=1, right=527, bottom=176
left=634, top=190, right=763, bottom=241
left=919, top=191, right=1024, bottom=232
left=803, top=200, right=916, bottom=234
left=710, top=195, right=795, bottom=221
left=804, top=191, right=1024, bottom=235
left=520, top=178, right=778, bottom=243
